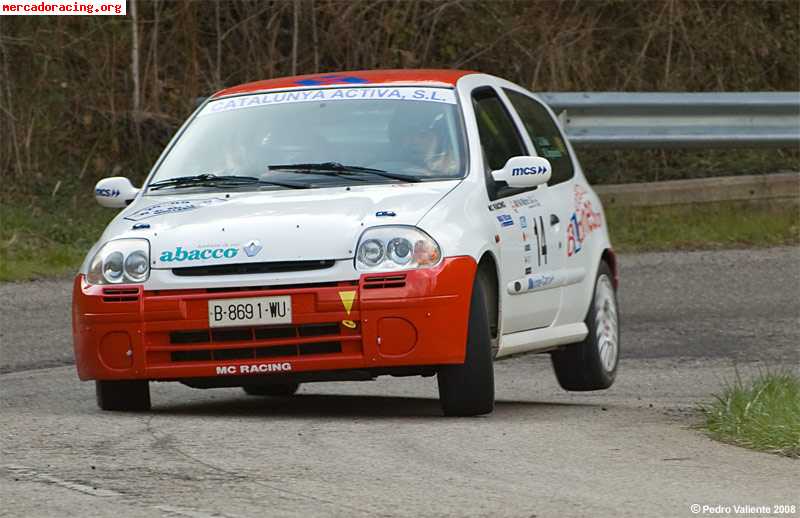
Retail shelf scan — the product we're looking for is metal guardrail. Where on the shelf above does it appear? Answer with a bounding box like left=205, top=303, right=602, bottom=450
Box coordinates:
left=540, top=92, right=800, bottom=148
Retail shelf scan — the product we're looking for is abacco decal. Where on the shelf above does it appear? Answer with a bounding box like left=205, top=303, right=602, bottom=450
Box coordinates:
left=159, top=246, right=238, bottom=262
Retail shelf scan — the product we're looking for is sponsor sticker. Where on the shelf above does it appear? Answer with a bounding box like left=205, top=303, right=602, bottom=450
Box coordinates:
left=496, top=214, right=514, bottom=228
left=215, top=362, right=292, bottom=376
left=510, top=196, right=541, bottom=210
left=511, top=165, right=548, bottom=176
left=339, top=290, right=357, bottom=328
left=159, top=245, right=238, bottom=263
left=567, top=185, right=603, bottom=257
left=124, top=198, right=227, bottom=221
left=95, top=188, right=120, bottom=198
left=199, top=87, right=457, bottom=118
left=528, top=274, right=555, bottom=290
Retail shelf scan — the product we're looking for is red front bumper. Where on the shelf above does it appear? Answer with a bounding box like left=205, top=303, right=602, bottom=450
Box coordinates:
left=72, top=256, right=476, bottom=381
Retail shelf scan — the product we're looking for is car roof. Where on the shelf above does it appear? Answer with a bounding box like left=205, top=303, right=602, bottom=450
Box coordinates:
left=212, top=69, right=478, bottom=98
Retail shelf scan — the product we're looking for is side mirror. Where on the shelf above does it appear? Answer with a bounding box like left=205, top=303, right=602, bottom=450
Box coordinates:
left=94, top=177, right=140, bottom=208
left=491, top=156, right=552, bottom=189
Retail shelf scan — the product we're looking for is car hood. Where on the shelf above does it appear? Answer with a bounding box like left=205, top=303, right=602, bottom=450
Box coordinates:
left=104, top=181, right=460, bottom=269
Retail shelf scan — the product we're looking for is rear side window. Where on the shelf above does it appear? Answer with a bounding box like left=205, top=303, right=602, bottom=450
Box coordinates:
left=504, top=89, right=574, bottom=185
left=472, top=88, right=526, bottom=171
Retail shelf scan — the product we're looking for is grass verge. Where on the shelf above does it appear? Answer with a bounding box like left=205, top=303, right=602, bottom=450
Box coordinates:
left=700, top=371, right=800, bottom=458
left=0, top=197, right=798, bottom=282
left=605, top=201, right=799, bottom=253
left=0, top=198, right=114, bottom=282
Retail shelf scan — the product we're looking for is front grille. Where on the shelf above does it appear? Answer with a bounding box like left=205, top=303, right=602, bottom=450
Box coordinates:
left=170, top=341, right=342, bottom=363
left=170, top=323, right=340, bottom=345
left=363, top=273, right=407, bottom=289
left=172, top=260, right=336, bottom=277
left=102, top=287, right=140, bottom=302
left=167, top=323, right=346, bottom=363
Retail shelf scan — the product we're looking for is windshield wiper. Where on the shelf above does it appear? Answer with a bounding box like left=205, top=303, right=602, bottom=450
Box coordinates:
left=268, top=162, right=422, bottom=183
left=148, top=173, right=307, bottom=191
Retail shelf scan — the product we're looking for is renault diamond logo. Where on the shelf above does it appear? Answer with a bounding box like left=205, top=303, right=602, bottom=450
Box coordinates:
left=243, top=240, right=263, bottom=258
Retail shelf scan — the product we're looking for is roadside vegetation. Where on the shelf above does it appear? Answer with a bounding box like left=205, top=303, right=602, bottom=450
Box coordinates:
left=0, top=198, right=113, bottom=281
left=2, top=1, right=799, bottom=198
left=1, top=196, right=797, bottom=282
left=2, top=1, right=798, bottom=281
left=701, top=371, right=800, bottom=458
left=605, top=201, right=800, bottom=253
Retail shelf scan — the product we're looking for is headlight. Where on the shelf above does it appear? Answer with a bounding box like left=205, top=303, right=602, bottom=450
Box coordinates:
left=355, top=226, right=441, bottom=272
left=87, top=239, right=150, bottom=285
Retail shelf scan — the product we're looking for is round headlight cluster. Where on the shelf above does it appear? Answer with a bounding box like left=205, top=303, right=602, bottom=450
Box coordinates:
left=103, top=251, right=124, bottom=282
left=88, top=239, right=151, bottom=285
left=357, top=239, right=384, bottom=267
left=387, top=238, right=413, bottom=265
left=355, top=226, right=441, bottom=272
left=124, top=251, right=149, bottom=282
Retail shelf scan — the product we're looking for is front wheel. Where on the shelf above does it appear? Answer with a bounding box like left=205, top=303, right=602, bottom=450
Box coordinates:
left=437, top=277, right=495, bottom=416
left=95, top=380, right=151, bottom=411
left=551, top=261, right=619, bottom=391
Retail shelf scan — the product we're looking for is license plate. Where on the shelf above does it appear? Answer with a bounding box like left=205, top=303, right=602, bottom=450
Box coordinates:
left=208, top=296, right=292, bottom=328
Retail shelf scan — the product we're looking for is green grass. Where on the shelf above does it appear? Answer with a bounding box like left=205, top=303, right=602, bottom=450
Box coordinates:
left=606, top=202, right=800, bottom=253
left=0, top=198, right=114, bottom=282
left=0, top=196, right=798, bottom=282
left=700, top=371, right=800, bottom=458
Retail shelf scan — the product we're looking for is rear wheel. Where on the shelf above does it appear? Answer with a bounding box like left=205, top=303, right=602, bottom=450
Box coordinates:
left=437, top=277, right=495, bottom=417
left=95, top=380, right=151, bottom=411
left=242, top=382, right=300, bottom=397
left=551, top=261, right=619, bottom=391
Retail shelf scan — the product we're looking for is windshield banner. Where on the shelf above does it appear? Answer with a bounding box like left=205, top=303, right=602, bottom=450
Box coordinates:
left=199, top=87, right=457, bottom=117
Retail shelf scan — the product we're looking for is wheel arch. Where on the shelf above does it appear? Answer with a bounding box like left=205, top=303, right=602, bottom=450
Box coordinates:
left=476, top=251, right=500, bottom=343
left=600, top=248, right=619, bottom=289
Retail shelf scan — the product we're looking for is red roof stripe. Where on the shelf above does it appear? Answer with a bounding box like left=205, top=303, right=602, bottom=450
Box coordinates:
left=212, top=69, right=476, bottom=98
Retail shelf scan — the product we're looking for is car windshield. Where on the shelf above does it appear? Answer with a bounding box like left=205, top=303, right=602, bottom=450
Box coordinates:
left=148, top=86, right=467, bottom=192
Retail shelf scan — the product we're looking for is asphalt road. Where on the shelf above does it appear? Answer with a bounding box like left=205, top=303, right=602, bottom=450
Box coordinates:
left=1, top=247, right=798, bottom=517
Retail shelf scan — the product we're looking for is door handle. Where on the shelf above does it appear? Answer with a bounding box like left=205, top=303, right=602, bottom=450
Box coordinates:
left=550, top=214, right=560, bottom=226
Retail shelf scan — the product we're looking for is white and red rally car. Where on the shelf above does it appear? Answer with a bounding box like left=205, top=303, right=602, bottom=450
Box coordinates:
left=75, top=69, right=619, bottom=416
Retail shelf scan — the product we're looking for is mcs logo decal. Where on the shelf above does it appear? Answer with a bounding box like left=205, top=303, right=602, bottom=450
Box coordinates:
left=95, top=188, right=120, bottom=197
left=511, top=166, right=548, bottom=176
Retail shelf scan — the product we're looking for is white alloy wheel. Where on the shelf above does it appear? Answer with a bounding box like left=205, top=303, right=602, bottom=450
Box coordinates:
left=594, top=274, right=619, bottom=373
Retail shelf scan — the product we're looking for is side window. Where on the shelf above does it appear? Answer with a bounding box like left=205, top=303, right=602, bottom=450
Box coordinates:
left=504, top=89, right=574, bottom=185
left=472, top=88, right=526, bottom=171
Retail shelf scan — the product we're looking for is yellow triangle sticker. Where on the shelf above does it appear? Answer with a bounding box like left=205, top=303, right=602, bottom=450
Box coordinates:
left=338, top=291, right=356, bottom=315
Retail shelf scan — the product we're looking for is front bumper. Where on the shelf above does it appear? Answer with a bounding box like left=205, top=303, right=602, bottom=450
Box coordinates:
left=72, top=256, right=476, bottom=381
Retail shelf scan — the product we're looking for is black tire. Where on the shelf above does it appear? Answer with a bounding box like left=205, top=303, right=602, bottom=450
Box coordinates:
left=437, top=277, right=495, bottom=417
left=95, top=380, right=151, bottom=411
left=551, top=261, right=619, bottom=391
left=242, top=382, right=300, bottom=397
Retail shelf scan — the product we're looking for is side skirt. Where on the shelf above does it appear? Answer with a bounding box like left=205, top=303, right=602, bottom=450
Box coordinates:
left=495, top=323, right=588, bottom=358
